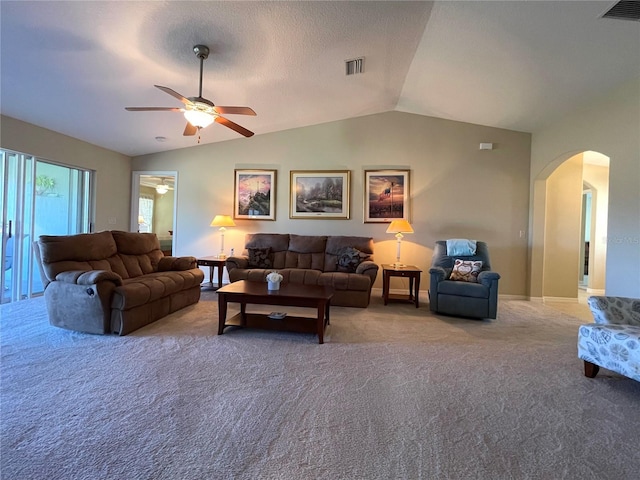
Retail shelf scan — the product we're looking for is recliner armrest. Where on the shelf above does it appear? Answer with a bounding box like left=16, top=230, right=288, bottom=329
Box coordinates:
left=226, top=256, right=249, bottom=271
left=158, top=256, right=197, bottom=271
left=55, top=269, right=123, bottom=286
left=478, top=270, right=500, bottom=287
left=429, top=266, right=447, bottom=282
left=356, top=260, right=378, bottom=277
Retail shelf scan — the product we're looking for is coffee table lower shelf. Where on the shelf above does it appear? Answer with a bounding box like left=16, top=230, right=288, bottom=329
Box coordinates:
left=222, top=312, right=326, bottom=336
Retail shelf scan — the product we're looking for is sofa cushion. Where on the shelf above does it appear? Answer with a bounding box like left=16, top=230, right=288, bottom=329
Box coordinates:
left=286, top=235, right=327, bottom=270
left=318, top=272, right=371, bottom=292
left=111, top=230, right=164, bottom=279
left=248, top=247, right=272, bottom=268
left=111, top=230, right=161, bottom=255
left=438, top=280, right=489, bottom=299
left=38, top=231, right=118, bottom=282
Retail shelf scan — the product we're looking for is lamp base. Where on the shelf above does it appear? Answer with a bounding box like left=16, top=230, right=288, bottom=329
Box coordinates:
left=216, top=253, right=227, bottom=260
left=392, top=262, right=406, bottom=268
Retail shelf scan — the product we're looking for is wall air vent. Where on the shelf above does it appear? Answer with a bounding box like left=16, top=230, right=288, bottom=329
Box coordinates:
left=602, top=0, right=640, bottom=21
left=345, top=57, right=364, bottom=75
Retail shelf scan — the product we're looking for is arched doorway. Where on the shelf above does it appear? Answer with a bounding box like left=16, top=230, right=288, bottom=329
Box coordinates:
left=531, top=151, right=609, bottom=303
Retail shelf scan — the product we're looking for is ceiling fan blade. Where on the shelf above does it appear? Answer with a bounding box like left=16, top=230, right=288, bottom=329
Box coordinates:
left=215, top=116, right=254, bottom=137
left=125, top=107, right=183, bottom=112
left=213, top=106, right=256, bottom=116
left=183, top=122, right=198, bottom=136
left=155, top=85, right=193, bottom=105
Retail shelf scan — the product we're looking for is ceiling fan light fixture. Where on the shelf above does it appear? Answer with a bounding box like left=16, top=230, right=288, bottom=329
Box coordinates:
left=184, top=109, right=214, bottom=128
left=156, top=184, right=169, bottom=195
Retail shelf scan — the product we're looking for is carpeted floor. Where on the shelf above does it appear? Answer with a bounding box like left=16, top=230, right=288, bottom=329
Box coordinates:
left=1, top=292, right=639, bottom=480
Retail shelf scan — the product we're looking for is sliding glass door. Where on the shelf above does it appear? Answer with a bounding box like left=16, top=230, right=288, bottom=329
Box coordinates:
left=1, top=149, right=93, bottom=304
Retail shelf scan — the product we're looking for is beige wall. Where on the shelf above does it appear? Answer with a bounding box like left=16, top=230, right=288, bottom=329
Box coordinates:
left=1, top=115, right=132, bottom=233
left=133, top=111, right=532, bottom=295
left=530, top=79, right=640, bottom=298
left=543, top=156, right=583, bottom=298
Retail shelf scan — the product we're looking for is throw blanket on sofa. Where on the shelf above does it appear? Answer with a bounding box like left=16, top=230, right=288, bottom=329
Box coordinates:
left=446, top=239, right=477, bottom=256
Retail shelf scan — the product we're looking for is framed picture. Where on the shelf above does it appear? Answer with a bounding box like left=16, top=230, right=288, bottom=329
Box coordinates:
left=289, top=170, right=350, bottom=219
left=364, top=169, right=410, bottom=223
left=234, top=169, right=276, bottom=220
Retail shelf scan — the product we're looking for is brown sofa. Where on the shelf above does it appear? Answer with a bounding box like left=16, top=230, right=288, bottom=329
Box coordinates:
left=34, top=230, right=204, bottom=335
left=225, top=233, right=379, bottom=307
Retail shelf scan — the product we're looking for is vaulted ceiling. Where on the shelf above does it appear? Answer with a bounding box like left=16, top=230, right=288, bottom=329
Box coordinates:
left=1, top=1, right=638, bottom=157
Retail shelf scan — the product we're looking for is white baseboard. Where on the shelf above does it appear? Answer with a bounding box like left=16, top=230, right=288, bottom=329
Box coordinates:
left=543, top=296, right=579, bottom=303
left=498, top=294, right=529, bottom=300
left=586, top=288, right=605, bottom=295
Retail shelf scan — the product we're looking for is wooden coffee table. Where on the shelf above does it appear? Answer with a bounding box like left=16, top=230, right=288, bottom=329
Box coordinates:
left=216, top=280, right=335, bottom=344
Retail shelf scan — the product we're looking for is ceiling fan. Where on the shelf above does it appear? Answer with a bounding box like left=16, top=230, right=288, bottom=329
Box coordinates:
left=125, top=45, right=256, bottom=139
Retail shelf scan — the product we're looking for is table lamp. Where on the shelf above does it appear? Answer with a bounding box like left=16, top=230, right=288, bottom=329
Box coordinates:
left=386, top=219, right=413, bottom=267
left=210, top=215, right=236, bottom=259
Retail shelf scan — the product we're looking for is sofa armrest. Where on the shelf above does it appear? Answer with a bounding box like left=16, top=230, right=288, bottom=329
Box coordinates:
left=158, top=256, right=197, bottom=271
left=478, top=271, right=500, bottom=288
left=356, top=260, right=378, bottom=278
left=55, top=269, right=123, bottom=286
left=226, top=255, right=249, bottom=271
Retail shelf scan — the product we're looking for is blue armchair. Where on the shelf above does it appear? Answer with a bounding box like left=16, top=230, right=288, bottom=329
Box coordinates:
left=429, top=240, right=500, bottom=319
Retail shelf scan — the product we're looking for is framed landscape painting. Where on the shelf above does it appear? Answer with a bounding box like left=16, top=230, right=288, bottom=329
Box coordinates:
left=364, top=169, right=410, bottom=223
left=234, top=169, right=276, bottom=220
left=289, top=170, right=350, bottom=219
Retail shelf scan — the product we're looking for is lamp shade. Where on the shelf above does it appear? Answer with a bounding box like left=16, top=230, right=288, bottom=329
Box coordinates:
left=156, top=184, right=169, bottom=195
left=386, top=219, right=414, bottom=234
left=210, top=215, right=236, bottom=228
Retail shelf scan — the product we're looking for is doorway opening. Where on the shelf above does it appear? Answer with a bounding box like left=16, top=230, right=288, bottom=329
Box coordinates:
left=131, top=171, right=177, bottom=256
left=540, top=151, right=609, bottom=303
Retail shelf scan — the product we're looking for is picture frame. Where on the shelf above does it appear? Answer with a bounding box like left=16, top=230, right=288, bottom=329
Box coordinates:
left=234, top=169, right=276, bottom=220
left=364, top=169, right=410, bottom=223
left=289, top=170, right=350, bottom=219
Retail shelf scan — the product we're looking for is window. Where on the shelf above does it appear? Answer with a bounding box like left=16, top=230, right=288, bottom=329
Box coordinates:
left=138, top=194, right=154, bottom=233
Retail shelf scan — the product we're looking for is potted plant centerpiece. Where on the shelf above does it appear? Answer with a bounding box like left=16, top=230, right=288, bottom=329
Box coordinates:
left=266, top=271, right=283, bottom=291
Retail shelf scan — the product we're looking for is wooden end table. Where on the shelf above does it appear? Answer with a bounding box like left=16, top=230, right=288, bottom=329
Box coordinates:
left=382, top=264, right=422, bottom=308
left=216, top=280, right=334, bottom=344
left=197, top=256, right=226, bottom=290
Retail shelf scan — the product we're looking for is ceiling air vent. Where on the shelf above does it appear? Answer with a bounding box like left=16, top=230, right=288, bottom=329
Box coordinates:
left=345, top=57, right=364, bottom=76
left=602, top=0, right=640, bottom=21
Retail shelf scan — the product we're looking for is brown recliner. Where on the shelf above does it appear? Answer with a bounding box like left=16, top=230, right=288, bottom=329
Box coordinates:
left=34, top=230, right=204, bottom=335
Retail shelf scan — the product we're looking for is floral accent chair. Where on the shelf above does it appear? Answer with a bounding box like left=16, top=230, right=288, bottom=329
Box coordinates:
left=578, top=296, right=640, bottom=381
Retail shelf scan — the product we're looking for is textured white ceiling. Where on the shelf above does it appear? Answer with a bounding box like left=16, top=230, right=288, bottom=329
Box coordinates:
left=1, top=1, right=638, bottom=157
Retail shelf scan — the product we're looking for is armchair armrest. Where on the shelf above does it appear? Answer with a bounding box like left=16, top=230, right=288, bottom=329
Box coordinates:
left=478, top=271, right=500, bottom=288
left=587, top=296, right=640, bottom=326
left=356, top=260, right=379, bottom=278
left=226, top=255, right=249, bottom=271
left=55, top=269, right=123, bottom=286
left=159, top=256, right=197, bottom=271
